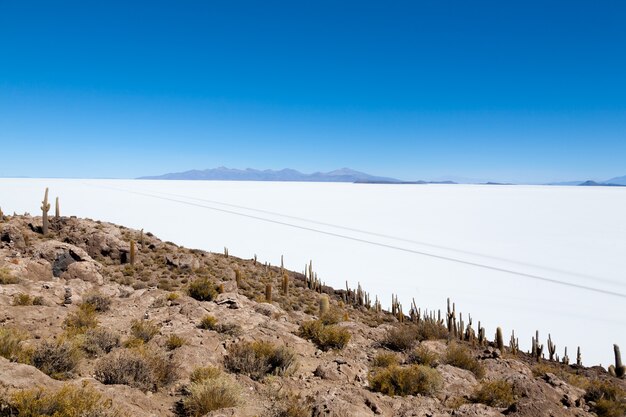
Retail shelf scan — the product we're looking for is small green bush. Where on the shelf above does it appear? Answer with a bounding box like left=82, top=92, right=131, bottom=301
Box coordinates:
left=32, top=340, right=81, bottom=379
left=224, top=340, right=297, bottom=380
left=188, top=277, right=219, bottom=301
left=130, top=319, right=160, bottom=343
left=472, top=380, right=516, bottom=408
left=297, top=320, right=350, bottom=351
left=369, top=364, right=442, bottom=396
left=4, top=384, right=126, bottom=417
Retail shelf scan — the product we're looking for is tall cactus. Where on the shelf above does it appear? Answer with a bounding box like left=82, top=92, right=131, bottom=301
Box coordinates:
left=0, top=206, right=4, bottom=222
left=265, top=283, right=272, bottom=303
left=577, top=347, right=582, bottom=366
left=55, top=197, right=60, bottom=219
left=281, top=272, right=289, bottom=296
left=562, top=347, right=569, bottom=365
left=41, top=188, right=50, bottom=235
left=608, top=344, right=625, bottom=378
left=319, top=294, right=330, bottom=316
left=130, top=240, right=136, bottom=265
left=496, top=327, right=504, bottom=353
left=547, top=334, right=556, bottom=361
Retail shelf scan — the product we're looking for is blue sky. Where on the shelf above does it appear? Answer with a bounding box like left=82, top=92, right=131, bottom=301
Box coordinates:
left=1, top=1, right=625, bottom=182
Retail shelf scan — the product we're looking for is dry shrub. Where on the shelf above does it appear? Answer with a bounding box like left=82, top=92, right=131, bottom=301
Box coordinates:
left=95, top=347, right=178, bottom=391
left=4, top=384, right=126, bottom=417
left=166, top=334, right=186, bottom=351
left=297, top=320, right=350, bottom=351
left=0, top=268, right=18, bottom=284
left=415, top=320, right=449, bottom=341
left=82, top=293, right=112, bottom=312
left=472, top=380, right=516, bottom=408
left=381, top=326, right=418, bottom=352
left=187, top=277, right=219, bottom=301
left=182, top=375, right=240, bottom=416
left=408, top=345, right=439, bottom=367
left=198, top=315, right=218, bottom=330
left=82, top=327, right=120, bottom=356
left=224, top=340, right=297, bottom=380
left=585, top=379, right=626, bottom=417
left=369, top=364, right=442, bottom=396
left=32, top=340, right=81, bottom=379
left=12, top=293, right=33, bottom=306
left=167, top=292, right=180, bottom=301
left=319, top=309, right=342, bottom=325
left=371, top=352, right=400, bottom=368
left=130, top=319, right=160, bottom=343
left=63, top=304, right=99, bottom=336
left=444, top=343, right=484, bottom=379
left=0, top=327, right=31, bottom=363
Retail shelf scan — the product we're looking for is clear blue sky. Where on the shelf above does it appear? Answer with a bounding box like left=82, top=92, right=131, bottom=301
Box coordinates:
left=1, top=1, right=625, bottom=183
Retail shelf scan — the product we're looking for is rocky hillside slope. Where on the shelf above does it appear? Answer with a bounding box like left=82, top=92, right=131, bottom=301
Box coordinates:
left=0, top=212, right=624, bottom=417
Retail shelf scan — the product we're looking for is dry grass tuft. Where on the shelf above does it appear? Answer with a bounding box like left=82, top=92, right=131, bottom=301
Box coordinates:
left=63, top=304, right=99, bottom=336
left=3, top=384, right=127, bottom=417
left=181, top=373, right=240, bottom=416
left=584, top=379, right=626, bottom=417
left=369, top=364, right=442, bottom=396
left=0, top=327, right=31, bottom=363
left=187, top=277, right=219, bottom=301
left=165, top=334, right=186, bottom=351
left=408, top=345, right=439, bottom=367
left=0, top=268, right=18, bottom=284
left=130, top=319, right=160, bottom=343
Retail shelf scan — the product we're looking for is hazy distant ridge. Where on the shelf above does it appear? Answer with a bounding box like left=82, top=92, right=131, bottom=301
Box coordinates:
left=139, top=167, right=402, bottom=183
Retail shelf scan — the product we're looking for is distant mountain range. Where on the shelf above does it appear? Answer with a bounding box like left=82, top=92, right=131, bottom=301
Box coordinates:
left=548, top=175, right=626, bottom=187
left=139, top=167, right=626, bottom=186
left=139, top=167, right=403, bottom=183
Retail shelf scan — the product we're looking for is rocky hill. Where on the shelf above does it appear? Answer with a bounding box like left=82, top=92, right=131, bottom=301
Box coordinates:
left=0, top=209, right=624, bottom=416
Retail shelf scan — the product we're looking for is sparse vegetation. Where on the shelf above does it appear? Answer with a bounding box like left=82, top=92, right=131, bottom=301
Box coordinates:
left=0, top=327, right=31, bottom=363
left=82, top=292, right=112, bottom=312
left=188, top=277, right=219, bottom=301
left=444, top=342, right=484, bottom=378
left=369, top=364, right=442, bottom=396
left=381, top=325, right=419, bottom=352
left=0, top=267, right=19, bottom=284
left=584, top=379, right=626, bottom=417
left=81, top=327, right=120, bottom=356
left=407, top=345, right=439, bottom=367
left=297, top=319, right=350, bottom=351
left=472, top=380, right=516, bottom=408
left=2, top=384, right=126, bottom=417
left=198, top=314, right=218, bottom=330
left=224, top=340, right=297, bottom=380
left=181, top=367, right=240, bottom=416
left=95, top=347, right=178, bottom=391
left=371, top=352, right=400, bottom=368
left=32, top=340, right=81, bottom=379
left=130, top=319, right=160, bottom=343
left=63, top=304, right=99, bottom=335
left=12, top=293, right=33, bottom=306
left=166, top=334, right=186, bottom=350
